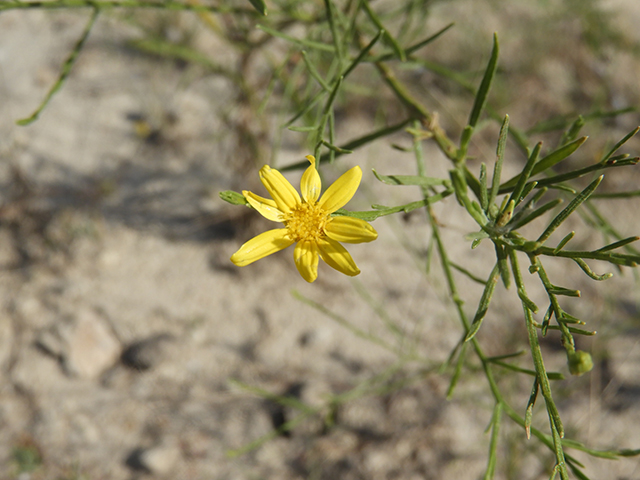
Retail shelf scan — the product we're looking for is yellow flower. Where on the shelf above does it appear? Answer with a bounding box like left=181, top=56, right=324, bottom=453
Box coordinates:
left=230, top=155, right=378, bottom=282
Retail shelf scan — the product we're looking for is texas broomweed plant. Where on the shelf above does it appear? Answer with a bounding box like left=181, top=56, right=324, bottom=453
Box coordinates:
left=229, top=155, right=377, bottom=282
left=8, top=0, right=640, bottom=478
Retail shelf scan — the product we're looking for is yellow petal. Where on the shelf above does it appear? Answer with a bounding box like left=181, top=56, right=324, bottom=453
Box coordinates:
left=230, top=228, right=293, bottom=266
left=319, top=166, right=362, bottom=214
left=294, top=240, right=319, bottom=283
left=324, top=216, right=378, bottom=244
left=317, top=238, right=360, bottom=276
left=244, top=190, right=284, bottom=222
left=300, top=155, right=321, bottom=203
left=259, top=165, right=301, bottom=213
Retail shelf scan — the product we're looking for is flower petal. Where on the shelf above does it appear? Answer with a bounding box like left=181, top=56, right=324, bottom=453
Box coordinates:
left=317, top=238, right=360, bottom=277
left=318, top=166, right=362, bottom=214
left=259, top=165, right=301, bottom=213
left=230, top=228, right=293, bottom=267
left=300, top=155, right=321, bottom=203
left=325, top=216, right=378, bottom=244
left=244, top=190, right=284, bottom=222
left=294, top=240, right=319, bottom=283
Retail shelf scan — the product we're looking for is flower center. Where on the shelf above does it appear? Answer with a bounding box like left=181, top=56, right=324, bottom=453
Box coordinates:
left=285, top=202, right=330, bottom=242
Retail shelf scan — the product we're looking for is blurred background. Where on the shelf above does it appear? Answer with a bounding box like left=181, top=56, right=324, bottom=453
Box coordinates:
left=0, top=1, right=639, bottom=479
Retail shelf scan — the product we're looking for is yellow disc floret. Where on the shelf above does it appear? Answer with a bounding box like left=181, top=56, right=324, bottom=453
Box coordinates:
left=285, top=201, right=331, bottom=242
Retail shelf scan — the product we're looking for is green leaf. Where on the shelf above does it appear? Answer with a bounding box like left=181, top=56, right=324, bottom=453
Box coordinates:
left=342, top=30, right=383, bottom=78
left=324, top=0, right=343, bottom=63
left=479, top=163, right=489, bottom=211
left=488, top=115, right=509, bottom=212
left=247, top=0, right=267, bottom=15
left=506, top=142, right=542, bottom=209
left=465, top=263, right=500, bottom=342
left=559, top=115, right=585, bottom=146
left=372, top=169, right=450, bottom=187
left=483, top=402, right=502, bottom=480
left=501, top=136, right=588, bottom=191
left=596, top=236, right=640, bottom=252
left=17, top=8, right=99, bottom=125
left=525, top=378, right=539, bottom=439
left=219, top=190, right=248, bottom=206
left=332, top=191, right=453, bottom=222
left=599, top=126, right=640, bottom=163
left=468, top=33, right=499, bottom=129
left=257, top=25, right=334, bottom=52
left=301, top=50, right=330, bottom=91
left=362, top=0, right=406, bottom=61
left=537, top=176, right=604, bottom=244
left=548, top=286, right=580, bottom=297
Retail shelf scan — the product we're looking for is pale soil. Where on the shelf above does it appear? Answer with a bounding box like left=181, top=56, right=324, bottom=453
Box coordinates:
left=0, top=2, right=639, bottom=480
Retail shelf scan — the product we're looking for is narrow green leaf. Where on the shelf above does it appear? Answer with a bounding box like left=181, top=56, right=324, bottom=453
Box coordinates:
left=458, top=125, right=474, bottom=160
left=554, top=231, right=575, bottom=253
left=486, top=351, right=526, bottom=362
left=468, top=33, right=499, bottom=129
left=559, top=115, right=585, bottom=146
left=507, top=186, right=547, bottom=227
left=247, top=0, right=266, bottom=15
left=372, top=169, right=450, bottom=187
left=490, top=359, right=564, bottom=380
left=509, top=198, right=563, bottom=230
left=446, top=341, right=468, bottom=399
left=321, top=140, right=353, bottom=154
left=282, top=89, right=325, bottom=128
left=450, top=169, right=489, bottom=226
left=479, top=163, right=489, bottom=212
left=541, top=304, right=553, bottom=336
left=362, top=0, right=406, bottom=61
left=465, top=263, right=501, bottom=342
left=507, top=142, right=542, bottom=208
left=537, top=176, right=604, bottom=244
left=257, top=25, right=334, bottom=52
left=591, top=188, right=640, bottom=199
left=369, top=23, right=455, bottom=63
left=324, top=0, right=343, bottom=63
left=548, top=286, right=580, bottom=297
left=449, top=263, right=487, bottom=285
left=567, top=463, right=593, bottom=480
left=599, top=126, right=640, bottom=163
left=596, top=236, right=640, bottom=252
left=17, top=8, right=99, bottom=125
left=342, top=29, right=383, bottom=78
left=483, top=402, right=502, bottom=480
left=501, top=136, right=588, bottom=191
left=314, top=76, right=344, bottom=158
left=518, top=181, right=539, bottom=205
left=301, top=51, right=330, bottom=91
left=283, top=118, right=413, bottom=171
left=531, top=135, right=589, bottom=176
left=331, top=192, right=452, bottom=222
left=288, top=125, right=318, bottom=132
left=495, top=243, right=511, bottom=289
left=517, top=289, right=539, bottom=313
left=525, top=378, right=539, bottom=439
left=464, top=165, right=484, bottom=202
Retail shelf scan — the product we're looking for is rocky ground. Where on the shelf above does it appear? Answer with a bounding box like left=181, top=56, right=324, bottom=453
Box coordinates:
left=0, top=2, right=640, bottom=480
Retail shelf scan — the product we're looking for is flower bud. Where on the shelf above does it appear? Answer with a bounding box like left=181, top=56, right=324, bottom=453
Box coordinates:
left=567, top=350, right=593, bottom=376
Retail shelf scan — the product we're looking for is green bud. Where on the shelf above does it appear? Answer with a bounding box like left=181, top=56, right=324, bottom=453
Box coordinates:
left=219, top=190, right=248, bottom=206
left=567, top=350, right=593, bottom=376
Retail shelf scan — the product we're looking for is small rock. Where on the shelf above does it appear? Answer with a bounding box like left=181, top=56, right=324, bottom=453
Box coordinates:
left=36, top=309, right=121, bottom=379
left=126, top=443, right=180, bottom=475
left=121, top=333, right=175, bottom=371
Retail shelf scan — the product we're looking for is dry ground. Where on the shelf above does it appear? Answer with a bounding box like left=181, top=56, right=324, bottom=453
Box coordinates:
left=1, top=2, right=640, bottom=479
